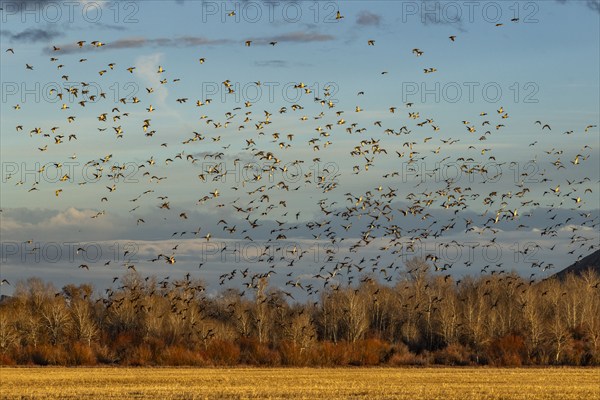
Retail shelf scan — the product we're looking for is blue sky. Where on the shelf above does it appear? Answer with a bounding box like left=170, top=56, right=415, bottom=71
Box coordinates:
left=0, top=1, right=599, bottom=297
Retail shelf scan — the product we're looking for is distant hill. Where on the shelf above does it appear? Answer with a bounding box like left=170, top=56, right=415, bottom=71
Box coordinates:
left=552, top=249, right=600, bottom=280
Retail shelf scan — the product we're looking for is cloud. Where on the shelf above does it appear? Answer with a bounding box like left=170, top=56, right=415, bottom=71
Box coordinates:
left=44, top=36, right=234, bottom=54
left=135, top=52, right=169, bottom=107
left=44, top=29, right=334, bottom=54
left=555, top=0, right=600, bottom=13
left=1, top=27, right=63, bottom=43
left=409, top=0, right=463, bottom=29
left=0, top=0, right=53, bottom=6
left=1, top=203, right=597, bottom=296
left=255, top=60, right=290, bottom=68
left=356, top=11, right=381, bottom=26
left=0, top=207, right=127, bottom=240
left=254, top=59, right=313, bottom=68
left=248, top=31, right=335, bottom=45
left=269, top=31, right=334, bottom=43
left=586, top=0, right=600, bottom=12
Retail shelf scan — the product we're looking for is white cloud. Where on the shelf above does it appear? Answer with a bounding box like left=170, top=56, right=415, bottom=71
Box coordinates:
left=134, top=52, right=170, bottom=109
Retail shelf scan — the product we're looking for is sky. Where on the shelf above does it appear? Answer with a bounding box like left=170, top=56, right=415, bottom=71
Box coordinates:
left=0, top=0, right=599, bottom=298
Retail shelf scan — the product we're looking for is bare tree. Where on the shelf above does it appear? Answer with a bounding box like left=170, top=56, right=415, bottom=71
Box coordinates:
left=0, top=311, right=18, bottom=353
left=340, top=287, right=369, bottom=343
left=252, top=277, right=271, bottom=343
left=41, top=297, right=71, bottom=346
left=544, top=279, right=571, bottom=363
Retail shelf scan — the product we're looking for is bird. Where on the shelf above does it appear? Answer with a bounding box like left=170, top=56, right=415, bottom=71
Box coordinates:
left=159, top=254, right=176, bottom=264
left=4, top=12, right=598, bottom=336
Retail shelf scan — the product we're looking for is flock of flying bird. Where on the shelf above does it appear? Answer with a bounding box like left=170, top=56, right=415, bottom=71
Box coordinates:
left=2, top=12, right=599, bottom=298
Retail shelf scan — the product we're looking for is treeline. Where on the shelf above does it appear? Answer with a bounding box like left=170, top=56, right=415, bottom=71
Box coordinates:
left=1, top=259, right=599, bottom=367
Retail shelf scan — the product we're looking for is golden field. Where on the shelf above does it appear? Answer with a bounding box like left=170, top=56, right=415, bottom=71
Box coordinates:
left=1, top=367, right=598, bottom=399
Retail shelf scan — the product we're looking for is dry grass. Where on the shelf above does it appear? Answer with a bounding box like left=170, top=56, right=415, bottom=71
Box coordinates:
left=1, top=367, right=598, bottom=399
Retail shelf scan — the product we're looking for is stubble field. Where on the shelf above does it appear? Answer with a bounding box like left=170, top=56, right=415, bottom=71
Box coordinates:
left=1, top=367, right=599, bottom=399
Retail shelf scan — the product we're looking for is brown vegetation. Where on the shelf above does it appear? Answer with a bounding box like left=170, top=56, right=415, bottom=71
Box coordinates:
left=1, top=259, right=599, bottom=367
